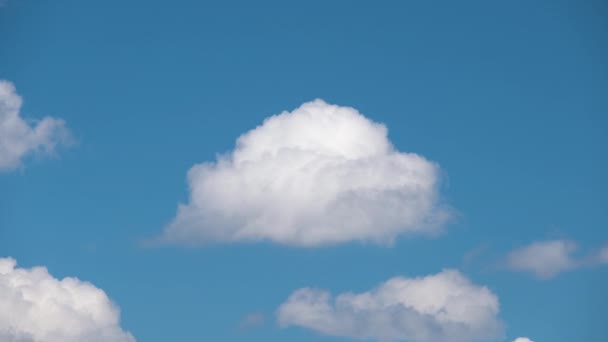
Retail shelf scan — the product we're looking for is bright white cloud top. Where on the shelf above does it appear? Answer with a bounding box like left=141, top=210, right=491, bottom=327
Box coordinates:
left=0, top=80, right=71, bottom=171
left=162, top=99, right=450, bottom=246
left=277, top=269, right=503, bottom=342
left=513, top=338, right=533, bottom=342
left=0, top=257, right=135, bottom=342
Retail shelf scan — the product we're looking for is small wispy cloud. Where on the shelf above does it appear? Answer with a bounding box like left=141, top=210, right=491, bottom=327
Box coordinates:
left=238, top=312, right=265, bottom=331
left=507, top=239, right=608, bottom=279
left=461, top=243, right=491, bottom=267
left=0, top=80, right=72, bottom=172
left=597, top=245, right=608, bottom=264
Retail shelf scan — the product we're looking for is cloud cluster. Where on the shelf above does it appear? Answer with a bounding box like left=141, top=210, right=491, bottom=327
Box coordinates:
left=162, top=99, right=450, bottom=247
left=277, top=269, right=503, bottom=342
left=0, top=80, right=71, bottom=172
left=0, top=257, right=135, bottom=342
left=513, top=338, right=533, bottom=342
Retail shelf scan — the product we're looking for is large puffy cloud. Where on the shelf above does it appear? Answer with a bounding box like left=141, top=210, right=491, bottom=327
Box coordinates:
left=162, top=99, right=450, bottom=246
left=507, top=239, right=608, bottom=279
left=277, top=270, right=503, bottom=342
left=513, top=338, right=533, bottom=342
left=0, top=80, right=71, bottom=171
left=0, top=257, right=135, bottom=342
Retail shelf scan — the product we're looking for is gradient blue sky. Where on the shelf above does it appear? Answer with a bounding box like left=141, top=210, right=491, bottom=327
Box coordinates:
left=1, top=0, right=607, bottom=341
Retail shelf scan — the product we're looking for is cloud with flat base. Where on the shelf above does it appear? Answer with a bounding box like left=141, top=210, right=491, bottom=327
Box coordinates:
left=160, top=99, right=451, bottom=247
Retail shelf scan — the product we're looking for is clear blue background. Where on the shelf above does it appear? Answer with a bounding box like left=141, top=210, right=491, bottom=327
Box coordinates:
left=1, top=0, right=606, bottom=341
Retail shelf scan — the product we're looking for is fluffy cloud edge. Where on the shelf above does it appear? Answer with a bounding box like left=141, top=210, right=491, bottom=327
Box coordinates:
left=0, top=80, right=72, bottom=172
left=513, top=338, right=534, bottom=342
left=0, top=257, right=135, bottom=342
left=276, top=269, right=504, bottom=342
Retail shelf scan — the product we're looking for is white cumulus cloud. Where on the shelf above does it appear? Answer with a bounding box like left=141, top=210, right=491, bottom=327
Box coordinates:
left=507, top=239, right=578, bottom=279
left=513, top=338, right=533, bottom=342
left=0, top=80, right=71, bottom=172
left=277, top=269, right=503, bottom=342
left=162, top=99, right=450, bottom=247
left=0, top=257, right=135, bottom=342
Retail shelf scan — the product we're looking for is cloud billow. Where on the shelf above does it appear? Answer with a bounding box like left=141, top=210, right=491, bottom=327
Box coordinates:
left=0, top=258, right=135, bottom=342
left=277, top=270, right=504, bottom=342
left=162, top=99, right=450, bottom=247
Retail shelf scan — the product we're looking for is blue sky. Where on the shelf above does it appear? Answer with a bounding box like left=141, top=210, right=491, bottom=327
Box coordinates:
left=0, top=0, right=607, bottom=341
